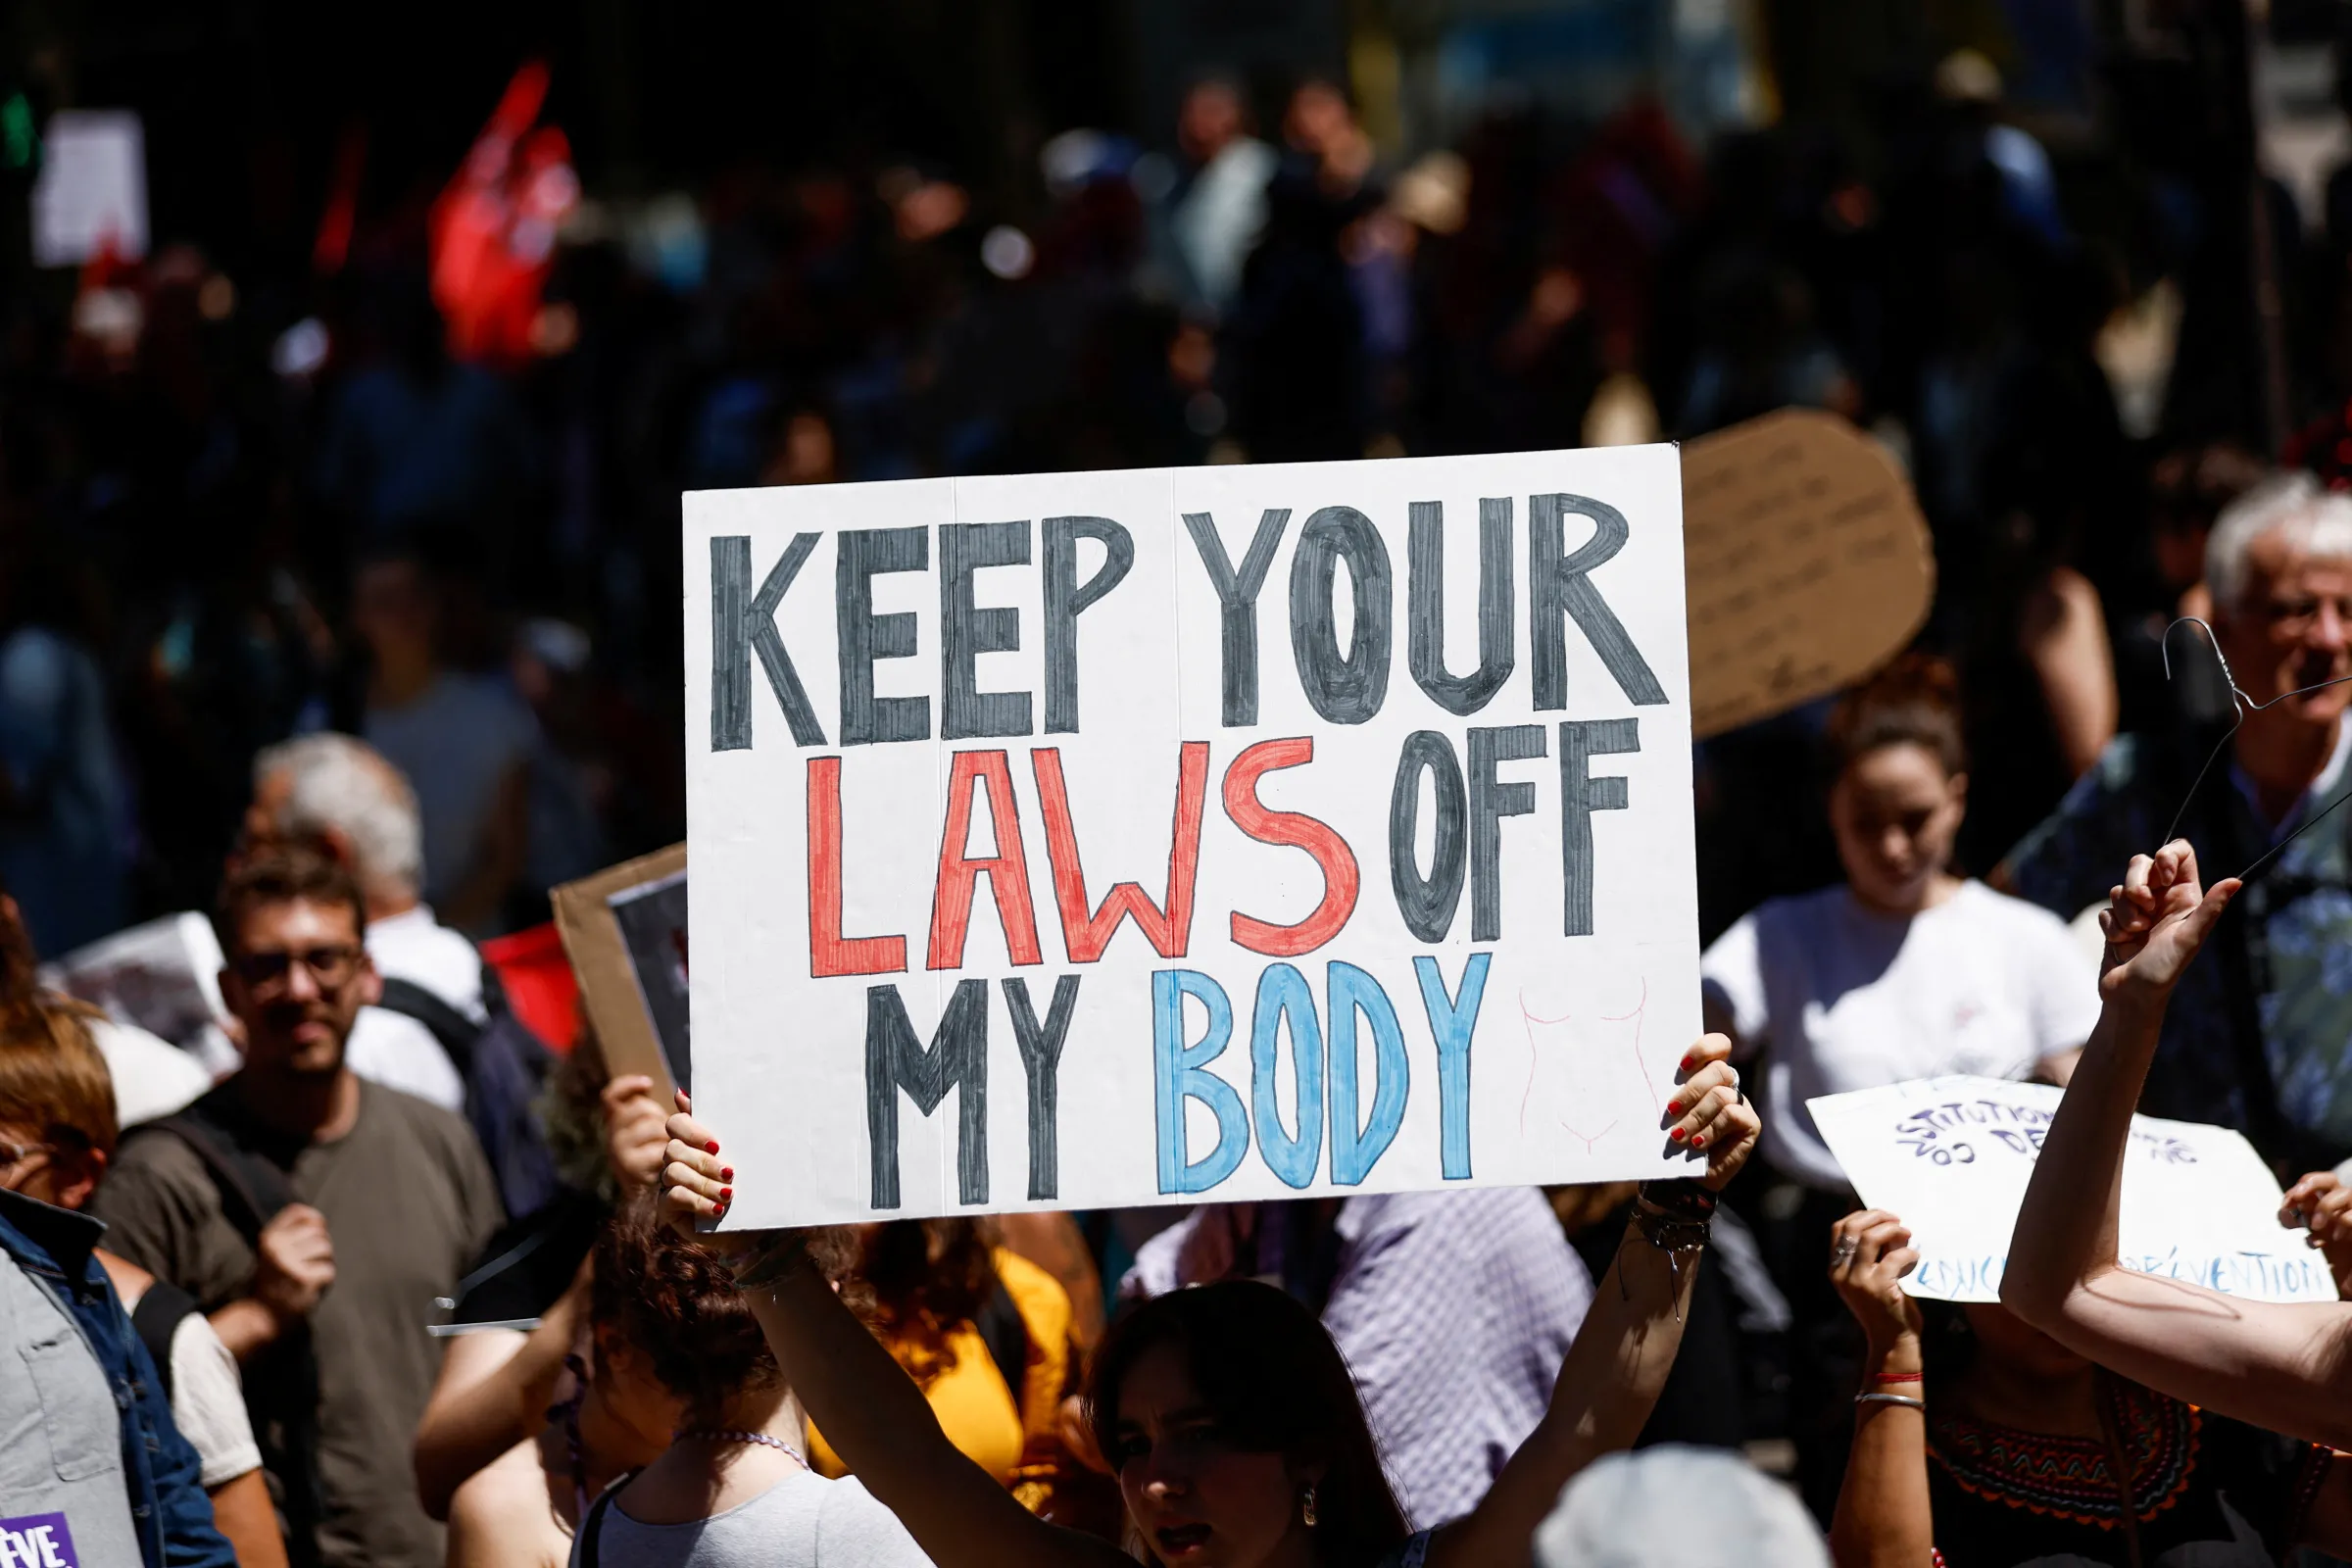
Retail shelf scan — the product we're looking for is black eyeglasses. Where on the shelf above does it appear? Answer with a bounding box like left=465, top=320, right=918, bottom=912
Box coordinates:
left=229, top=944, right=364, bottom=996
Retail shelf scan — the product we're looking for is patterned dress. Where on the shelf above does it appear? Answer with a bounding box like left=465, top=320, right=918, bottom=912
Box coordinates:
left=1924, top=1379, right=2328, bottom=1567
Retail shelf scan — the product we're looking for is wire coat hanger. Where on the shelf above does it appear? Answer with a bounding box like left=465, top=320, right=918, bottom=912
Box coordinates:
left=2159, top=616, right=2352, bottom=885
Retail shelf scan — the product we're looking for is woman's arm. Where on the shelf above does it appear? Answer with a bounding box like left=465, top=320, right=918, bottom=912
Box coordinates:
left=416, top=1071, right=665, bottom=1517
left=2002, top=843, right=2352, bottom=1449
left=662, top=1102, right=1128, bottom=1568
left=208, top=1467, right=291, bottom=1568
left=1825, top=1211, right=1932, bottom=1568
left=413, top=1271, right=586, bottom=1520
left=1431, top=1035, right=1760, bottom=1568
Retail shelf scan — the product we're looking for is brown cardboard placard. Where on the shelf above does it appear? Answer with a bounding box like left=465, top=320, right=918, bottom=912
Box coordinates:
left=1683, top=408, right=1936, bottom=739
left=552, top=843, right=688, bottom=1092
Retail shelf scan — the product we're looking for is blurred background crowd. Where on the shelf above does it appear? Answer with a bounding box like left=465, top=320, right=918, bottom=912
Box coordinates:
left=0, top=0, right=2346, bottom=956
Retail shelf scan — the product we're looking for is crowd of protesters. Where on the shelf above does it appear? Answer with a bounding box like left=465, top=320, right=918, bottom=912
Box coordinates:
left=17, top=28, right=2352, bottom=1568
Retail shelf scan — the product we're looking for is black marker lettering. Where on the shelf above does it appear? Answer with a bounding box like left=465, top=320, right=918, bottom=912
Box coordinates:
left=1468, top=724, right=1546, bottom=943
left=941, top=520, right=1033, bottom=741
left=864, top=979, right=989, bottom=1207
left=1183, top=509, right=1290, bottom=726
left=1558, top=718, right=1640, bottom=937
left=1289, top=506, right=1393, bottom=725
left=1407, top=499, right=1514, bottom=715
left=710, top=533, right=827, bottom=750
left=1389, top=730, right=1467, bottom=943
left=837, top=527, right=932, bottom=747
left=1042, top=516, right=1135, bottom=734
left=1529, top=493, right=1667, bottom=710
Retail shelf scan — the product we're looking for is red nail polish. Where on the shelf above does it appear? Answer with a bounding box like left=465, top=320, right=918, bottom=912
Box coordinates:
left=706, top=1141, right=721, bottom=1155
left=1669, top=1127, right=1686, bottom=1142
left=1666, top=1101, right=1682, bottom=1115
left=721, top=1167, right=735, bottom=1181
left=1692, top=1134, right=1707, bottom=1149
left=720, top=1187, right=733, bottom=1200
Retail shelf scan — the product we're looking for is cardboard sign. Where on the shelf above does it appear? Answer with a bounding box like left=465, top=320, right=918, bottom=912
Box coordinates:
left=1682, top=409, right=1934, bottom=739
left=1810, top=1076, right=2337, bottom=1304
left=31, top=111, right=148, bottom=268
left=686, top=447, right=1701, bottom=1226
left=553, top=845, right=690, bottom=1091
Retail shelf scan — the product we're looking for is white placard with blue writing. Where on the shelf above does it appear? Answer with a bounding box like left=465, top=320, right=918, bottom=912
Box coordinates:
left=1809, top=1076, right=2337, bottom=1304
left=684, top=447, right=1698, bottom=1226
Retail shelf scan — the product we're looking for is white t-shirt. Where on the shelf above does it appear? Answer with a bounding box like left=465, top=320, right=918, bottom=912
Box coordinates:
left=341, top=902, right=485, bottom=1114
left=570, top=1470, right=932, bottom=1567
left=345, top=1008, right=466, bottom=1112
left=116, top=1279, right=263, bottom=1489
left=1700, top=880, right=2101, bottom=1190
left=368, top=904, right=488, bottom=1024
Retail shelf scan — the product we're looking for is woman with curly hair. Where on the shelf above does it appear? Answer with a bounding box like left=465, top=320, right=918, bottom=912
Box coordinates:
left=560, top=1197, right=932, bottom=1568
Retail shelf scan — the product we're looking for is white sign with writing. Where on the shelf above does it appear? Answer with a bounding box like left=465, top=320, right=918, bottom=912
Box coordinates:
left=1810, top=1076, right=2336, bottom=1304
left=685, top=448, right=1700, bottom=1226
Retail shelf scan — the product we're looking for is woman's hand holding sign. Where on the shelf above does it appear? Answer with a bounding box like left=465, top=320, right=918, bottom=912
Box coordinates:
left=1664, top=1031, right=1758, bottom=1191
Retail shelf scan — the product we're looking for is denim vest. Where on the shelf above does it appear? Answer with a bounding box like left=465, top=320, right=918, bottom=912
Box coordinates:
left=0, top=1188, right=233, bottom=1568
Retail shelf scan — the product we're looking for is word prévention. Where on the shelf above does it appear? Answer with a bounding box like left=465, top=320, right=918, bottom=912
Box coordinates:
left=707, top=495, right=1669, bottom=1208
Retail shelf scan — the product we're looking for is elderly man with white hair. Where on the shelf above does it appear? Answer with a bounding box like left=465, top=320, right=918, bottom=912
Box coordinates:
left=2004, top=470, right=2352, bottom=1170
left=243, top=733, right=477, bottom=1112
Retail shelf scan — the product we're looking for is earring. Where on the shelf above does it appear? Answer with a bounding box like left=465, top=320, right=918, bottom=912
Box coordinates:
left=1302, top=1485, right=1318, bottom=1528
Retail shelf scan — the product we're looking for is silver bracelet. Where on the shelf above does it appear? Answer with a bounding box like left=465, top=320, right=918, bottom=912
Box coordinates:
left=1854, top=1392, right=1925, bottom=1411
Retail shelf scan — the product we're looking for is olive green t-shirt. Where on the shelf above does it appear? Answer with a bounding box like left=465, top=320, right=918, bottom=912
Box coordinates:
left=94, top=1078, right=503, bottom=1568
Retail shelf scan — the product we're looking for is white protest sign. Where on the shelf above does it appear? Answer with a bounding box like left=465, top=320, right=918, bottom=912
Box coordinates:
left=31, top=111, right=149, bottom=268
left=1810, top=1076, right=2336, bottom=1304
left=685, top=447, right=1699, bottom=1227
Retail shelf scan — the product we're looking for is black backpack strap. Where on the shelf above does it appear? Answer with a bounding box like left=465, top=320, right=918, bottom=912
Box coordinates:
left=578, top=1473, right=635, bottom=1568
left=974, top=1271, right=1030, bottom=1411
left=373, top=977, right=483, bottom=1079
left=127, top=1100, right=326, bottom=1567
left=137, top=1105, right=298, bottom=1247
left=131, top=1280, right=200, bottom=1402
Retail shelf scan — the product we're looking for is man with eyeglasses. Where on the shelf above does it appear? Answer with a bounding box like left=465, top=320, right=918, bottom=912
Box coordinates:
left=92, top=843, right=504, bottom=1568
left=2003, top=470, right=2352, bottom=1174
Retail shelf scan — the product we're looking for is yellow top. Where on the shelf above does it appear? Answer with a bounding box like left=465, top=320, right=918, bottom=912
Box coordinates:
left=808, top=1248, right=1074, bottom=1510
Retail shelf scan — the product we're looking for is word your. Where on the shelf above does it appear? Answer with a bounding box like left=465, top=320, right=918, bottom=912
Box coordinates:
left=0, top=1515, right=77, bottom=1568
left=1891, top=1100, right=2196, bottom=1169
left=710, top=497, right=1666, bottom=751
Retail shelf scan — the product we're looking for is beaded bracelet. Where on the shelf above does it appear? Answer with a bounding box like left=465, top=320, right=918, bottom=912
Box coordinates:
left=1632, top=1180, right=1716, bottom=1254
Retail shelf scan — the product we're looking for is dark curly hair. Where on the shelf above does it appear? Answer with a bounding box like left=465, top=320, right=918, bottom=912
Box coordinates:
left=589, top=1197, right=854, bottom=1420
left=1086, top=1279, right=1410, bottom=1566
left=1823, top=651, right=1967, bottom=783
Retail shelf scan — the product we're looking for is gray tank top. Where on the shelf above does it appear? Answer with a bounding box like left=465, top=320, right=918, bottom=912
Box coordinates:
left=570, top=1469, right=933, bottom=1568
